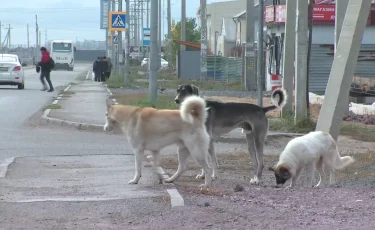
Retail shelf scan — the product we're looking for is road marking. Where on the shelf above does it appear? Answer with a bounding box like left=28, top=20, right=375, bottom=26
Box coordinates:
left=52, top=100, right=59, bottom=105
left=0, top=157, right=15, bottom=178
left=167, top=189, right=185, bottom=207
left=63, top=85, right=71, bottom=92
left=104, top=84, right=113, bottom=96
left=85, top=70, right=90, bottom=80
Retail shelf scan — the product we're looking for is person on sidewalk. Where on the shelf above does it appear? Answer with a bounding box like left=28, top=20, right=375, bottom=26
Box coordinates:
left=93, top=57, right=102, bottom=82
left=38, top=47, right=54, bottom=92
left=101, top=56, right=108, bottom=82
left=105, top=58, right=112, bottom=80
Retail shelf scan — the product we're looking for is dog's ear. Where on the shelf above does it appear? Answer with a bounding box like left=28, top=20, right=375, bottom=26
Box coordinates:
left=279, top=166, right=291, bottom=179
left=176, top=84, right=183, bottom=92
left=268, top=165, right=276, bottom=171
left=191, top=85, right=199, bottom=95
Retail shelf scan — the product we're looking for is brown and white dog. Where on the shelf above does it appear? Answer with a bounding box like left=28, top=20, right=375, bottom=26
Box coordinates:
left=104, top=95, right=213, bottom=189
left=270, top=131, right=355, bottom=189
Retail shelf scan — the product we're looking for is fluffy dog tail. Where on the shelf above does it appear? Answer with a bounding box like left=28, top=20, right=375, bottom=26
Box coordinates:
left=263, top=87, right=288, bottom=113
left=334, top=152, right=355, bottom=170
left=180, top=95, right=208, bottom=125
left=328, top=135, right=355, bottom=170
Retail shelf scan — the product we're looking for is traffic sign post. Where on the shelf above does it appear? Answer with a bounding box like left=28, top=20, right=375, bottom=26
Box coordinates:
left=113, top=35, right=119, bottom=46
left=143, top=28, right=150, bottom=46
left=109, top=11, right=126, bottom=31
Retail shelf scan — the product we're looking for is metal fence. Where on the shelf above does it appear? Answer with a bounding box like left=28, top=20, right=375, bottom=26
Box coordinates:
left=206, top=55, right=243, bottom=82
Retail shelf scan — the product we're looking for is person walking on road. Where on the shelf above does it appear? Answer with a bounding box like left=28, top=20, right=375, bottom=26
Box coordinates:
left=106, top=57, right=112, bottom=80
left=38, top=47, right=54, bottom=92
left=101, top=56, right=108, bottom=82
left=93, top=57, right=102, bottom=82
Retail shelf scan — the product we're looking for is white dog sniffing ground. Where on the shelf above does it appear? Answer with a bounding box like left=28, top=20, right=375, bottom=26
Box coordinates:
left=270, top=131, right=355, bottom=188
left=104, top=95, right=213, bottom=189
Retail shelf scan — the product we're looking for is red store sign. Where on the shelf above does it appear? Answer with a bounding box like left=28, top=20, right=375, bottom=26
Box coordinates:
left=313, top=5, right=335, bottom=22
left=269, top=4, right=337, bottom=23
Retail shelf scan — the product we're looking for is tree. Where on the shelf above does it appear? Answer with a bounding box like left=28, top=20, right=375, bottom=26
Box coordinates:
left=164, top=17, right=201, bottom=64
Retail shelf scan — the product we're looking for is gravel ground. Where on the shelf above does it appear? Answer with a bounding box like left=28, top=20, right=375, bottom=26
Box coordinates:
left=124, top=137, right=375, bottom=230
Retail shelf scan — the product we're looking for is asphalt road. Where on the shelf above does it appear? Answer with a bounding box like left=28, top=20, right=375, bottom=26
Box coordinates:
left=0, top=64, right=91, bottom=130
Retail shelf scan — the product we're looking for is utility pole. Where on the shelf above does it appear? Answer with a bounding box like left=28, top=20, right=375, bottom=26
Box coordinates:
left=167, top=0, right=172, bottom=67
left=141, top=0, right=144, bottom=44
left=180, top=0, right=186, bottom=51
left=0, top=21, right=2, bottom=52
left=245, top=0, right=256, bottom=91
left=146, top=0, right=149, bottom=27
left=149, top=0, right=158, bottom=106
left=281, top=0, right=297, bottom=117
left=118, top=0, right=123, bottom=78
left=35, top=15, right=39, bottom=61
left=316, top=0, right=371, bottom=140
left=158, top=0, right=162, bottom=69
left=134, top=2, right=138, bottom=46
left=106, top=0, right=111, bottom=58
left=27, top=24, right=30, bottom=52
left=335, top=0, right=350, bottom=115
left=200, top=0, right=207, bottom=81
left=125, top=0, right=130, bottom=86
left=294, top=0, right=309, bottom=122
left=8, top=25, right=11, bottom=50
left=111, top=0, right=116, bottom=66
left=256, top=0, right=264, bottom=107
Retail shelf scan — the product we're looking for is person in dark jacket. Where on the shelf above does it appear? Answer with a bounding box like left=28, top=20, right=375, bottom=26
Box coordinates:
left=93, top=57, right=102, bottom=82
left=106, top=58, right=113, bottom=80
left=38, top=47, right=54, bottom=92
left=101, top=56, right=108, bottom=82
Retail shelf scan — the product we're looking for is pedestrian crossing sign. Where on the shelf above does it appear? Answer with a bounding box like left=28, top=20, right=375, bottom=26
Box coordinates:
left=109, top=11, right=126, bottom=31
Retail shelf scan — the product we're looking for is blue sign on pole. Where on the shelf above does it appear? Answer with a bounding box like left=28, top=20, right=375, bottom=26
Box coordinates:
left=113, top=35, right=119, bottom=45
left=143, top=28, right=151, bottom=47
left=109, top=12, right=126, bottom=31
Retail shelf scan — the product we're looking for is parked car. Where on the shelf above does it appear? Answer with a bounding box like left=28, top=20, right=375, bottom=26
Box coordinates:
left=160, top=58, right=169, bottom=70
left=141, top=58, right=149, bottom=67
left=141, top=57, right=169, bottom=70
left=0, top=54, right=25, bottom=89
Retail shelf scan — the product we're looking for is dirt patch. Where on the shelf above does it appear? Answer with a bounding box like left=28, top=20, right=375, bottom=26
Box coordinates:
left=130, top=147, right=375, bottom=229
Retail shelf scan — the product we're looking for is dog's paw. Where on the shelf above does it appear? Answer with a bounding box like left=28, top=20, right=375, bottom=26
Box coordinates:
left=313, top=184, right=324, bottom=189
left=250, top=177, right=260, bottom=185
left=164, top=177, right=174, bottom=183
left=128, top=179, right=139, bottom=184
left=199, top=184, right=210, bottom=191
left=196, top=173, right=205, bottom=180
left=284, top=186, right=292, bottom=191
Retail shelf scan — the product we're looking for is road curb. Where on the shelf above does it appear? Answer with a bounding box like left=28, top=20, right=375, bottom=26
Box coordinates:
left=40, top=82, right=105, bottom=132
left=0, top=157, right=15, bottom=178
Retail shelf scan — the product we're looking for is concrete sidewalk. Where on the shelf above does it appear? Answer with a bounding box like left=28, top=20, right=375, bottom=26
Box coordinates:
left=40, top=79, right=302, bottom=138
left=40, top=80, right=108, bottom=131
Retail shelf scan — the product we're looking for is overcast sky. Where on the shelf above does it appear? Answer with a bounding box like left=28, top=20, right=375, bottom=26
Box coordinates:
left=0, top=0, right=232, bottom=46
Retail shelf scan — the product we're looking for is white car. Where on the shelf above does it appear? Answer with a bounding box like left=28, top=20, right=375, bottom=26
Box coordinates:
left=141, top=57, right=169, bottom=70
left=141, top=58, right=149, bottom=67
left=0, top=54, right=25, bottom=89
